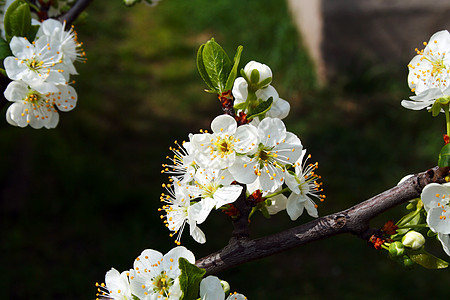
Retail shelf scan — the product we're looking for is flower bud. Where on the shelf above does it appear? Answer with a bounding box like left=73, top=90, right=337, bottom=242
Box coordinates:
left=243, top=61, right=272, bottom=89
left=389, top=241, right=405, bottom=257
left=402, top=231, right=425, bottom=250
left=124, top=0, right=141, bottom=6
left=220, top=280, right=230, bottom=294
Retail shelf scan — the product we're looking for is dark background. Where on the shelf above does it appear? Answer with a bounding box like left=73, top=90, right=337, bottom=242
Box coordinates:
left=0, top=0, right=448, bottom=299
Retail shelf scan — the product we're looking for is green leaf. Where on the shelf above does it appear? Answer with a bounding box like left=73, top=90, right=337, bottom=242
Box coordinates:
left=26, top=24, right=40, bottom=42
left=246, top=97, right=273, bottom=120
left=4, top=0, right=31, bottom=42
left=438, top=143, right=450, bottom=167
left=406, top=249, right=449, bottom=269
left=201, top=38, right=232, bottom=94
left=197, top=43, right=216, bottom=93
left=224, top=45, right=243, bottom=92
left=0, top=38, right=12, bottom=61
left=179, top=257, right=206, bottom=300
left=430, top=100, right=441, bottom=117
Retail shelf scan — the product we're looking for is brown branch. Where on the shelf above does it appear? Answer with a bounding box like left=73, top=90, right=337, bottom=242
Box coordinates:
left=58, top=0, right=95, bottom=26
left=196, top=166, right=450, bottom=274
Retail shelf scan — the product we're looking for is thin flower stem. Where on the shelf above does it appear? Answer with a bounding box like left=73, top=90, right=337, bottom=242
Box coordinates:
left=445, top=104, right=450, bottom=137
left=265, top=187, right=290, bottom=199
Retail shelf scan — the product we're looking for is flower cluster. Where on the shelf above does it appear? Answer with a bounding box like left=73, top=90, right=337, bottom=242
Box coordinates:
left=96, top=246, right=246, bottom=300
left=2, top=17, right=84, bottom=128
left=160, top=61, right=324, bottom=244
left=402, top=30, right=450, bottom=111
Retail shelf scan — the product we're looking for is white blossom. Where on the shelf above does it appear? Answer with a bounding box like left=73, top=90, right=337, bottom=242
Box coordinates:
left=4, top=80, right=76, bottom=128
left=129, top=246, right=195, bottom=300
left=229, top=117, right=302, bottom=192
left=37, top=18, right=85, bottom=75
left=284, top=150, right=324, bottom=220
left=185, top=168, right=243, bottom=209
left=243, top=60, right=272, bottom=89
left=160, top=181, right=210, bottom=244
left=4, top=36, right=67, bottom=93
left=191, top=114, right=258, bottom=169
left=420, top=183, right=450, bottom=234
left=96, top=268, right=133, bottom=300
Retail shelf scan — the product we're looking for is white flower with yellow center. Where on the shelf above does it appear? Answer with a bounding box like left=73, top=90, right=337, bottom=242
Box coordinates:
left=191, top=114, right=258, bottom=170
left=408, top=30, right=450, bottom=95
left=96, top=268, right=133, bottom=300
left=402, top=30, right=450, bottom=110
left=186, top=168, right=243, bottom=209
left=229, top=117, right=302, bottom=193
left=4, top=35, right=66, bottom=93
left=129, top=246, right=195, bottom=300
left=420, top=183, right=450, bottom=234
left=284, top=150, right=324, bottom=220
left=37, top=19, right=85, bottom=75
left=4, top=80, right=77, bottom=128
left=160, top=181, right=212, bottom=244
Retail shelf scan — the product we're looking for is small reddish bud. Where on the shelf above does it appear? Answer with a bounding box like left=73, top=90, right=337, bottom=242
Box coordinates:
left=382, top=220, right=398, bottom=235
left=444, top=134, right=450, bottom=145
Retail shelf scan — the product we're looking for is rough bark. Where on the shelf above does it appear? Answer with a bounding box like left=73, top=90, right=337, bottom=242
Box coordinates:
left=196, top=166, right=449, bottom=274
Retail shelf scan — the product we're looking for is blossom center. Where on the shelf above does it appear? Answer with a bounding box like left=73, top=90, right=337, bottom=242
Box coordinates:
left=152, top=271, right=173, bottom=295
left=212, top=136, right=234, bottom=156
left=27, top=59, right=44, bottom=71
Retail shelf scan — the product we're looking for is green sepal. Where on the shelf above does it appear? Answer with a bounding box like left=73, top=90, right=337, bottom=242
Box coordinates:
left=224, top=45, right=243, bottom=92
left=239, top=68, right=249, bottom=82
left=427, top=229, right=437, bottom=238
left=233, top=102, right=246, bottom=110
left=201, top=38, right=232, bottom=94
left=132, top=295, right=140, bottom=300
left=391, top=208, right=423, bottom=240
left=246, top=97, right=273, bottom=120
left=405, top=202, right=415, bottom=210
left=0, top=68, right=7, bottom=77
left=438, top=96, right=450, bottom=105
left=250, top=69, right=259, bottom=84
left=179, top=257, right=206, bottom=300
left=406, top=249, right=449, bottom=269
left=197, top=43, right=216, bottom=93
left=430, top=100, right=441, bottom=117
left=258, top=77, right=272, bottom=88
left=260, top=205, right=270, bottom=219
left=4, top=0, right=31, bottom=42
left=438, top=143, right=450, bottom=167
left=0, top=38, right=12, bottom=61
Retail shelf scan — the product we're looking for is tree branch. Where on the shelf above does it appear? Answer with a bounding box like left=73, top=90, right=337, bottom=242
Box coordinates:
left=196, top=166, right=450, bottom=274
left=58, top=0, right=95, bottom=26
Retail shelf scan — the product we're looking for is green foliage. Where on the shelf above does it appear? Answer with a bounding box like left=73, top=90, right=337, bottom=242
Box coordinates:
left=0, top=37, right=12, bottom=61
left=438, top=143, right=450, bottom=167
left=197, top=38, right=232, bottom=94
left=4, top=0, right=31, bottom=42
left=179, top=257, right=206, bottom=300
left=406, top=249, right=449, bottom=269
left=224, top=45, right=243, bottom=92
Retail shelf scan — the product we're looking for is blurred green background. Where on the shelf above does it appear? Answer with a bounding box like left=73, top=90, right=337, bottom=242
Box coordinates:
left=0, top=0, right=449, bottom=299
